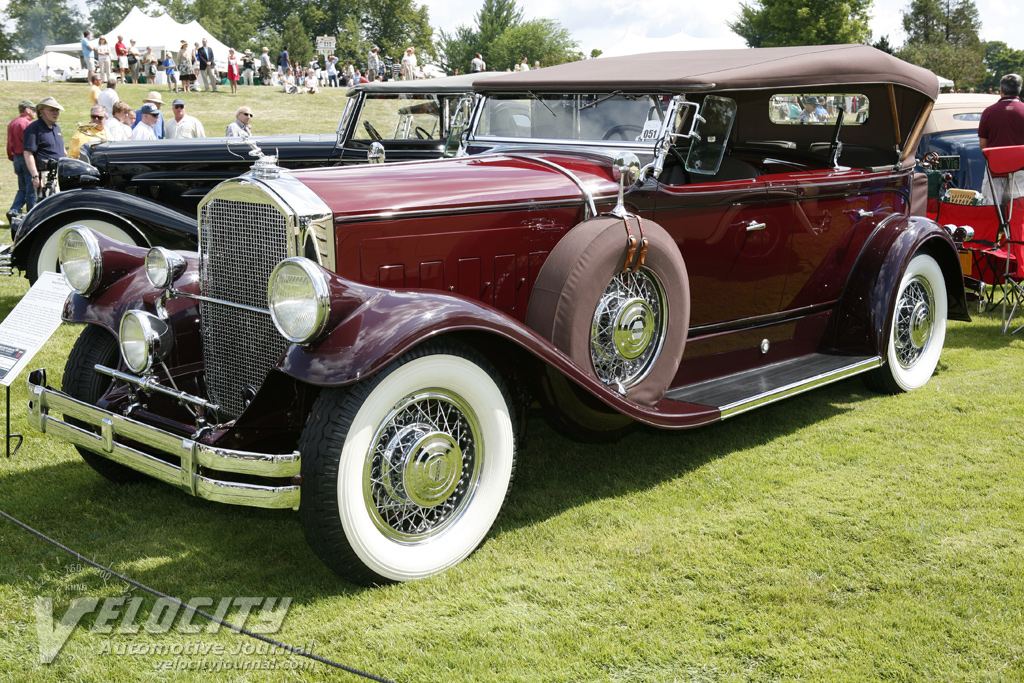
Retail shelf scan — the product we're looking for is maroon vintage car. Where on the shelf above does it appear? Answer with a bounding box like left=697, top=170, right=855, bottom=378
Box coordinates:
left=27, top=45, right=968, bottom=585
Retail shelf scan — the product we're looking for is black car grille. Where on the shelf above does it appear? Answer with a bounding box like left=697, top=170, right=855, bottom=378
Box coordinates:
left=199, top=198, right=290, bottom=420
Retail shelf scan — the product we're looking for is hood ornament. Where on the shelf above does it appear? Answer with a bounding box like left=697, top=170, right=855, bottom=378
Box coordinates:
left=241, top=135, right=281, bottom=179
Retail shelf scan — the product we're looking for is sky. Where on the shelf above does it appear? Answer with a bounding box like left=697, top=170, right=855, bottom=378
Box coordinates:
left=424, top=0, right=1024, bottom=58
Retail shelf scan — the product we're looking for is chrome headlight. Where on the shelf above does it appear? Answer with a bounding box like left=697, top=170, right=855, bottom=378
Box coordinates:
left=267, top=257, right=331, bottom=344
left=145, top=247, right=187, bottom=289
left=119, top=310, right=174, bottom=374
left=60, top=227, right=102, bottom=295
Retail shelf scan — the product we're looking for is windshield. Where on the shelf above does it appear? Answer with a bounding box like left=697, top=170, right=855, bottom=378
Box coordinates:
left=352, top=93, right=455, bottom=142
left=474, top=93, right=668, bottom=144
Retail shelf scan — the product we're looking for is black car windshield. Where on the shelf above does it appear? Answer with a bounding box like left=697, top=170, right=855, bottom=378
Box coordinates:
left=352, top=94, right=451, bottom=141
left=475, top=93, right=667, bottom=144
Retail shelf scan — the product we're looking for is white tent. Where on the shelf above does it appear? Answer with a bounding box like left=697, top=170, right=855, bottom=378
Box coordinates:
left=44, top=7, right=235, bottom=71
left=28, top=51, right=83, bottom=82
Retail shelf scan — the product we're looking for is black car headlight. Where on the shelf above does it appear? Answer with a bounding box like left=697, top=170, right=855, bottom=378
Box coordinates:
left=119, top=310, right=174, bottom=374
left=145, top=247, right=187, bottom=289
left=56, top=156, right=101, bottom=190
left=267, top=257, right=331, bottom=344
left=59, top=227, right=103, bottom=295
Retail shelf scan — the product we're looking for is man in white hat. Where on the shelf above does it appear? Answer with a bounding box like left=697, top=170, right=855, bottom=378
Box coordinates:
left=22, top=96, right=66, bottom=195
left=242, top=49, right=255, bottom=86
left=133, top=92, right=166, bottom=138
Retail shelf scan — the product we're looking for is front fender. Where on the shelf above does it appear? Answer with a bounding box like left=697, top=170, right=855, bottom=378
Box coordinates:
left=834, top=214, right=969, bottom=355
left=11, top=189, right=197, bottom=269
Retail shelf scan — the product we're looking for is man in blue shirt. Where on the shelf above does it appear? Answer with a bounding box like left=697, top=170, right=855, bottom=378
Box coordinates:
left=22, top=97, right=67, bottom=196
left=80, top=31, right=95, bottom=79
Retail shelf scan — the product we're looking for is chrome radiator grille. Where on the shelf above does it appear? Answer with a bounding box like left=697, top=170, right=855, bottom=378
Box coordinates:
left=199, top=198, right=290, bottom=419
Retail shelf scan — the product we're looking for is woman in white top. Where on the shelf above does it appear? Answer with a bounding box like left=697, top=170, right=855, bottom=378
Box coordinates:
left=400, top=47, right=416, bottom=80
left=96, top=36, right=111, bottom=82
left=105, top=101, right=133, bottom=141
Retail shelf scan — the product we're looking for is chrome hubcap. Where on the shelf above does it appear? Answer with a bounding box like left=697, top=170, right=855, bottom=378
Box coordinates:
left=894, top=276, right=934, bottom=369
left=365, top=391, right=479, bottom=542
left=591, top=269, right=666, bottom=388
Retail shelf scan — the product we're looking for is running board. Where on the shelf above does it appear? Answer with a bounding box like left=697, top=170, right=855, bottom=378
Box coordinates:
left=664, top=354, right=882, bottom=419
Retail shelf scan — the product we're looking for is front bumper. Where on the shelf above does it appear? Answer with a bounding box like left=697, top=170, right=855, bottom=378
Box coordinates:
left=26, top=369, right=301, bottom=509
left=0, top=243, right=12, bottom=276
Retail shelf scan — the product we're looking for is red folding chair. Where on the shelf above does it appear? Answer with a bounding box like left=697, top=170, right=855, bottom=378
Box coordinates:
left=982, top=145, right=1024, bottom=333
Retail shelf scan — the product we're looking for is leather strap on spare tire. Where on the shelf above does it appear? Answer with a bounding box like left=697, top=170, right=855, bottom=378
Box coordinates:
left=527, top=215, right=689, bottom=406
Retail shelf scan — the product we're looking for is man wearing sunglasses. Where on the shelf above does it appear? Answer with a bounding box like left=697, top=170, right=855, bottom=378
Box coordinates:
left=225, top=106, right=254, bottom=137
left=68, top=105, right=110, bottom=159
left=133, top=103, right=161, bottom=141
left=165, top=99, right=206, bottom=139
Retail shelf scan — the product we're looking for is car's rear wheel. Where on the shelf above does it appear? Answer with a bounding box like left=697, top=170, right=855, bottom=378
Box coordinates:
left=527, top=215, right=690, bottom=406
left=27, top=217, right=140, bottom=284
left=299, top=340, right=517, bottom=586
left=63, top=325, right=146, bottom=483
left=864, top=252, right=948, bottom=393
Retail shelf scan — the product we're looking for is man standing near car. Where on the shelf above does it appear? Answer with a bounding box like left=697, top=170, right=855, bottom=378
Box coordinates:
left=368, top=46, right=382, bottom=82
left=6, top=100, right=35, bottom=222
left=97, top=77, right=119, bottom=119
left=22, top=97, right=66, bottom=197
left=198, top=38, right=218, bottom=92
left=979, top=73, right=1024, bottom=204
left=133, top=103, right=160, bottom=141
left=165, top=99, right=206, bottom=139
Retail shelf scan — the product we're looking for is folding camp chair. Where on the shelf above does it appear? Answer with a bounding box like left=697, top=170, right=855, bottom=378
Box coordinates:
left=938, top=194, right=1008, bottom=311
left=981, top=145, right=1024, bottom=333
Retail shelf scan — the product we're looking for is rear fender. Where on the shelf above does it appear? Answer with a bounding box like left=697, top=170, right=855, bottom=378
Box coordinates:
left=834, top=214, right=969, bottom=355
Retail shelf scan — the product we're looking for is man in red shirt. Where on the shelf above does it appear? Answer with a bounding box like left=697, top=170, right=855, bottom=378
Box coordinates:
left=979, top=73, right=1024, bottom=204
left=115, top=35, right=128, bottom=82
left=6, top=99, right=36, bottom=222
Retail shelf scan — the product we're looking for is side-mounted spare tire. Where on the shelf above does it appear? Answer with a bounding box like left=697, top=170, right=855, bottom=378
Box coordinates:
left=527, top=215, right=690, bottom=406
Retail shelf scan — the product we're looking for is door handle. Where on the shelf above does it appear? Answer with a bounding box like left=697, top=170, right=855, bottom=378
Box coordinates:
left=746, top=221, right=767, bottom=232
left=857, top=209, right=874, bottom=218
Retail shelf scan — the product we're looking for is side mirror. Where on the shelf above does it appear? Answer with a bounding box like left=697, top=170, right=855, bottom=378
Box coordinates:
left=368, top=141, right=385, bottom=164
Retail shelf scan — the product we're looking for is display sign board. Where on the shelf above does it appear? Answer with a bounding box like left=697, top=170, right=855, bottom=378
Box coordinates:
left=0, top=271, right=72, bottom=387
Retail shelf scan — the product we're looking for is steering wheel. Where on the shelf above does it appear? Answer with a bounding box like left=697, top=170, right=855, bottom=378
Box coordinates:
left=602, top=124, right=643, bottom=141
left=414, top=126, right=432, bottom=140
left=363, top=120, right=383, bottom=142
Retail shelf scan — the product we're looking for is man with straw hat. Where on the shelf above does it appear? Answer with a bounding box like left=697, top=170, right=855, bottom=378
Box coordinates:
left=22, top=96, right=66, bottom=195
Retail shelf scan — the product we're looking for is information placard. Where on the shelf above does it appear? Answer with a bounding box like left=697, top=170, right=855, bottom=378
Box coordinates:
left=0, top=271, right=72, bottom=387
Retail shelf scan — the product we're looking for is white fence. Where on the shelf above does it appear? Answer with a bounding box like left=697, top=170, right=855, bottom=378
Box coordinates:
left=0, top=60, right=45, bottom=82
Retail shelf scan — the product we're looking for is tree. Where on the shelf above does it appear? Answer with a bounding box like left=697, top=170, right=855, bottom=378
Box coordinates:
left=282, top=12, right=313, bottom=66
left=475, top=0, right=522, bottom=49
left=872, top=35, right=895, bottom=55
left=86, top=0, right=137, bottom=35
left=488, top=18, right=581, bottom=70
left=982, top=41, right=1024, bottom=91
left=435, top=24, right=479, bottom=74
left=730, top=0, right=872, bottom=47
left=3, top=0, right=85, bottom=58
left=363, top=0, right=434, bottom=65
left=334, top=15, right=372, bottom=69
left=898, top=0, right=984, bottom=89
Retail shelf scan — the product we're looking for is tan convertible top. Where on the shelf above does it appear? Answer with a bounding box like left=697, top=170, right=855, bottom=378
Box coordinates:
left=476, top=45, right=939, bottom=99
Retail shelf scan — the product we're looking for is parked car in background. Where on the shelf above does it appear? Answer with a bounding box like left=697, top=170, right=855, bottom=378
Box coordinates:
left=27, top=45, right=969, bottom=587
left=916, top=93, right=998, bottom=214
left=1, top=73, right=497, bottom=283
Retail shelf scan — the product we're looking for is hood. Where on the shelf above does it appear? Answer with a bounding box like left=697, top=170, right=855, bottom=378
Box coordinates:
left=87, top=133, right=338, bottom=169
left=288, top=153, right=622, bottom=221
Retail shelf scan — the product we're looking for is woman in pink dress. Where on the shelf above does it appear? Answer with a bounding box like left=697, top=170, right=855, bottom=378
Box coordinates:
left=226, top=47, right=241, bottom=94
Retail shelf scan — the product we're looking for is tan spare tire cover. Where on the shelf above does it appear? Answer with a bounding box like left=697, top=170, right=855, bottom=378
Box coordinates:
left=526, top=215, right=689, bottom=406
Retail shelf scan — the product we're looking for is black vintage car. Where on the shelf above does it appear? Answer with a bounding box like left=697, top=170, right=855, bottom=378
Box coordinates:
left=2, top=74, right=494, bottom=282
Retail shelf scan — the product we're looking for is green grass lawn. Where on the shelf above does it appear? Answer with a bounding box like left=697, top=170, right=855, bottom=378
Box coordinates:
left=2, top=81, right=1024, bottom=682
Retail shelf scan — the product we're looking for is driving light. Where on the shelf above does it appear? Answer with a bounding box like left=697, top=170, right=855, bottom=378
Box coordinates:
left=267, top=257, right=331, bottom=344
left=145, top=246, right=187, bottom=289
left=119, top=310, right=174, bottom=374
left=60, top=227, right=102, bottom=295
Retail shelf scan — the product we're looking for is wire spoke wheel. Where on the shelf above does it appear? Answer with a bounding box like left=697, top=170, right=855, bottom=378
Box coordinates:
left=590, top=268, right=667, bottom=390
left=366, top=390, right=480, bottom=542
left=892, top=275, right=935, bottom=369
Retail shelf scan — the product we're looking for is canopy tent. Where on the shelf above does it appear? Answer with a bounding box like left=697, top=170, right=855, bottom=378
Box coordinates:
left=44, top=7, right=235, bottom=72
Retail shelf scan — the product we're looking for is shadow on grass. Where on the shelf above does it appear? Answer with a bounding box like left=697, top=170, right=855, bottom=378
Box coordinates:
left=0, top=374, right=863, bottom=597
left=944, top=309, right=1021, bottom=351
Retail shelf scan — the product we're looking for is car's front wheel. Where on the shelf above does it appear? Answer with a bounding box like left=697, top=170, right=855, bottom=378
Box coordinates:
left=865, top=252, right=948, bottom=393
left=298, top=340, right=517, bottom=586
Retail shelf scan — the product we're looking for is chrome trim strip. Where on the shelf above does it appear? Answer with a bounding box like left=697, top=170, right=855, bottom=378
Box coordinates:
left=501, top=153, right=598, bottom=218
left=168, top=289, right=270, bottom=315
left=95, top=365, right=220, bottom=412
left=720, top=357, right=882, bottom=419
left=27, top=369, right=300, bottom=509
left=334, top=196, right=618, bottom=224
